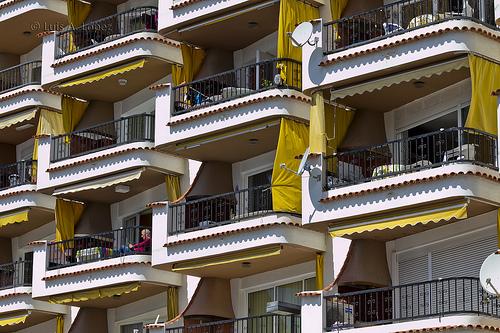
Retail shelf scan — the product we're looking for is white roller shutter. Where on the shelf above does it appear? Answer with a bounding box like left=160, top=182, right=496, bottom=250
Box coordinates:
left=398, top=255, right=429, bottom=285
left=431, top=235, right=497, bottom=279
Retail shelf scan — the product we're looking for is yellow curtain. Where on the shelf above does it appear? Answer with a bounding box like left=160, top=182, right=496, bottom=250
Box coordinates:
left=465, top=55, right=500, bottom=135
left=56, top=315, right=64, bottom=333
left=167, top=286, right=179, bottom=321
left=49, top=283, right=140, bottom=304
left=315, top=253, right=324, bottom=290
left=165, top=175, right=181, bottom=201
left=55, top=198, right=85, bottom=251
left=67, top=0, right=92, bottom=53
left=32, top=109, right=65, bottom=179
left=271, top=119, right=309, bottom=214
left=277, top=0, right=319, bottom=83
left=62, top=96, right=89, bottom=142
left=171, top=44, right=206, bottom=86
left=310, top=91, right=326, bottom=154
left=330, top=0, right=349, bottom=20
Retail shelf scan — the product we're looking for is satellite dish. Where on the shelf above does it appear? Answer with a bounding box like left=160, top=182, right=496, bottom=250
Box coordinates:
left=289, top=22, right=314, bottom=47
left=480, top=252, right=500, bottom=297
left=297, top=147, right=311, bottom=175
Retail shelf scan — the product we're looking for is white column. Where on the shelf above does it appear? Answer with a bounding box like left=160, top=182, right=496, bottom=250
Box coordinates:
left=35, top=136, right=52, bottom=190
left=41, top=33, right=56, bottom=86
left=154, top=84, right=173, bottom=147
left=300, top=293, right=324, bottom=333
left=302, top=154, right=324, bottom=226
left=30, top=242, right=47, bottom=299
left=151, top=203, right=169, bottom=267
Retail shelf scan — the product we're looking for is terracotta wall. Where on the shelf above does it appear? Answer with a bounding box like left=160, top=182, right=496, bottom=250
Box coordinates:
left=187, top=162, right=234, bottom=197
left=69, top=307, right=108, bottom=333
left=195, top=49, right=234, bottom=81
left=0, top=144, right=16, bottom=164
left=75, top=202, right=112, bottom=235
left=341, top=0, right=384, bottom=17
left=75, top=101, right=115, bottom=130
left=340, top=110, right=387, bottom=150
left=0, top=53, right=19, bottom=70
left=0, top=238, right=12, bottom=264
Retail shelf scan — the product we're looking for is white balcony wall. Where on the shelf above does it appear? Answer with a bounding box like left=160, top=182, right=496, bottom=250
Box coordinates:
left=0, top=0, right=66, bottom=23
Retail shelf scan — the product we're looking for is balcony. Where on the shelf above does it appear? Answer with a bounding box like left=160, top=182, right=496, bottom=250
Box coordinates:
left=55, top=6, right=158, bottom=59
left=0, top=62, right=41, bottom=95
left=0, top=261, right=32, bottom=290
left=323, top=0, right=496, bottom=54
left=324, top=127, right=497, bottom=191
left=32, top=227, right=181, bottom=308
left=163, top=314, right=301, bottom=333
left=324, top=277, right=500, bottom=330
left=172, top=58, right=302, bottom=116
left=169, top=185, right=272, bottom=235
left=50, top=114, right=154, bottom=162
left=42, top=7, right=182, bottom=102
left=47, top=226, right=151, bottom=270
left=0, top=160, right=36, bottom=191
left=155, top=58, right=309, bottom=160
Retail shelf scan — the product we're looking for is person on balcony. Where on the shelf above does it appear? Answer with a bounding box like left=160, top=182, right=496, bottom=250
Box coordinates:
left=128, top=228, right=151, bottom=253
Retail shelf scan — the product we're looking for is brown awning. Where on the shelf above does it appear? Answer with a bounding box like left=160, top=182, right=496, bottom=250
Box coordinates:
left=184, top=278, right=235, bottom=319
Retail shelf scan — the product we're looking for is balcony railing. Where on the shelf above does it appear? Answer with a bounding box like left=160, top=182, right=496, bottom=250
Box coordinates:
left=0, top=261, right=32, bottom=290
left=165, top=314, right=301, bottom=333
left=0, top=160, right=36, bottom=191
left=50, top=113, right=154, bottom=162
left=323, top=0, right=496, bottom=54
left=47, top=226, right=151, bottom=270
left=55, top=7, right=158, bottom=59
left=169, top=185, right=273, bottom=235
left=0, top=61, right=42, bottom=94
left=324, top=127, right=497, bottom=190
left=325, top=277, right=500, bottom=330
left=172, top=58, right=302, bottom=116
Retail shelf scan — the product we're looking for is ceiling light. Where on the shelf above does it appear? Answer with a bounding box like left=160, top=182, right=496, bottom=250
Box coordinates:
left=247, top=21, right=259, bottom=29
left=413, top=80, right=425, bottom=88
left=118, top=78, right=128, bottom=86
left=248, top=138, right=259, bottom=144
left=115, top=185, right=130, bottom=193
left=241, top=261, right=252, bottom=268
left=15, top=123, right=34, bottom=131
left=23, top=31, right=31, bottom=36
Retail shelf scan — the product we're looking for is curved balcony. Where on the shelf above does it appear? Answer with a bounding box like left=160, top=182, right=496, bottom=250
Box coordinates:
left=323, top=0, right=497, bottom=54
left=324, top=277, right=500, bottom=330
left=55, top=6, right=158, bottom=59
left=0, top=160, right=36, bottom=191
left=324, top=127, right=497, bottom=190
left=172, top=58, right=302, bottom=116
left=0, top=261, right=32, bottom=290
left=50, top=114, right=154, bottom=162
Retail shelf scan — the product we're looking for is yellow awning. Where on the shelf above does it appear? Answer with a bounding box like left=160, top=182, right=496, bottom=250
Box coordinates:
left=0, top=314, right=28, bottom=326
left=49, top=282, right=141, bottom=304
left=53, top=168, right=144, bottom=196
left=329, top=201, right=468, bottom=238
left=58, top=59, right=146, bottom=88
left=172, top=245, right=282, bottom=272
left=0, top=109, right=37, bottom=131
left=0, top=210, right=29, bottom=228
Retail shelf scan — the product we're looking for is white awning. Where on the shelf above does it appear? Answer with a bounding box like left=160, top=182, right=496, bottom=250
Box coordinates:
left=331, top=57, right=469, bottom=100
left=0, top=109, right=37, bottom=130
left=53, top=168, right=145, bottom=196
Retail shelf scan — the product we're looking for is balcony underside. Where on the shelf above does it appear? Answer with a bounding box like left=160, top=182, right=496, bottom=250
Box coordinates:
left=38, top=281, right=167, bottom=309
left=0, top=207, right=54, bottom=238
left=50, top=57, right=171, bottom=102
left=0, top=9, right=66, bottom=55
left=51, top=167, right=166, bottom=204
left=0, top=310, right=55, bottom=333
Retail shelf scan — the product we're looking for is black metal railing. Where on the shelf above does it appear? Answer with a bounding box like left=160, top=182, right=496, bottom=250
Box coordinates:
left=0, top=261, right=32, bottom=290
left=50, top=113, right=154, bottom=162
left=169, top=185, right=273, bottom=235
left=0, top=160, right=36, bottom=190
left=0, top=61, right=42, bottom=94
left=323, top=0, right=496, bottom=54
left=172, top=58, right=302, bottom=116
left=55, top=6, right=158, bottom=58
left=164, top=314, right=301, bottom=333
left=325, top=277, right=500, bottom=330
left=324, top=127, right=497, bottom=190
left=47, top=226, right=151, bottom=270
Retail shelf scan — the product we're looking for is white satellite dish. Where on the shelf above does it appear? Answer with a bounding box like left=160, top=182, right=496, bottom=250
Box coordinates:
left=297, top=147, right=311, bottom=175
left=288, top=22, right=314, bottom=47
left=479, top=252, right=500, bottom=297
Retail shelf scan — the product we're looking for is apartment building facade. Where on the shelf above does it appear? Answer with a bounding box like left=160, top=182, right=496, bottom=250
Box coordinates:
left=0, top=0, right=497, bottom=332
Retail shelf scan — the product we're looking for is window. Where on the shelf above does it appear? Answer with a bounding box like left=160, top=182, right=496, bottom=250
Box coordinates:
left=120, top=323, right=143, bottom=333
left=247, top=277, right=316, bottom=316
